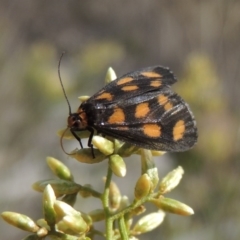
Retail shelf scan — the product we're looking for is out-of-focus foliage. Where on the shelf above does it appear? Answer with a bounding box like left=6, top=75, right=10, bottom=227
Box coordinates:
left=0, top=1, right=240, bottom=240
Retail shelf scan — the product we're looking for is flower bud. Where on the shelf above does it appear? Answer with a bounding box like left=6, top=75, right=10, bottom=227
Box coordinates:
left=54, top=200, right=81, bottom=221
left=159, top=166, right=184, bottom=194
left=109, top=154, right=126, bottom=177
left=56, top=215, right=89, bottom=235
left=134, top=174, right=152, bottom=200
left=43, top=184, right=56, bottom=225
left=109, top=182, right=121, bottom=211
left=132, top=211, right=165, bottom=235
left=105, top=67, right=117, bottom=83
left=32, top=179, right=81, bottom=196
left=78, top=95, right=90, bottom=102
left=1, top=212, right=39, bottom=232
left=146, top=167, right=159, bottom=190
left=151, top=197, right=194, bottom=216
left=36, top=227, right=48, bottom=238
left=70, top=148, right=107, bottom=163
left=46, top=157, right=73, bottom=181
left=92, top=136, right=114, bottom=155
left=103, top=178, right=121, bottom=211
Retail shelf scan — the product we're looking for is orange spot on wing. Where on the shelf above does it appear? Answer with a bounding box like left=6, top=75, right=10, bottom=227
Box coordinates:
left=158, top=95, right=173, bottom=111
left=143, top=124, right=161, bottom=138
left=164, top=102, right=173, bottom=111
left=117, top=77, right=133, bottom=85
left=108, top=108, right=125, bottom=124
left=150, top=80, right=162, bottom=87
left=141, top=71, right=162, bottom=78
left=121, top=85, right=138, bottom=91
left=135, top=103, right=150, bottom=118
left=158, top=94, right=168, bottom=105
left=173, top=120, right=185, bottom=141
left=95, top=92, right=113, bottom=101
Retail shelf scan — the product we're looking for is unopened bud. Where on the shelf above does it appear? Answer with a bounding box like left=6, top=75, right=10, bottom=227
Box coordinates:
left=151, top=197, right=194, bottom=216
left=134, top=174, right=152, bottom=200
left=46, top=157, right=73, bottom=181
left=32, top=179, right=81, bottom=196
left=109, top=154, right=126, bottom=177
left=54, top=200, right=81, bottom=221
left=92, top=136, right=114, bottom=155
left=70, top=148, right=107, bottom=163
left=103, top=178, right=121, bottom=211
left=56, top=215, right=88, bottom=235
left=159, top=166, right=184, bottom=194
left=43, top=184, right=56, bottom=225
left=1, top=212, right=39, bottom=232
left=105, top=67, right=117, bottom=83
left=132, top=211, right=165, bottom=235
left=78, top=95, right=90, bottom=102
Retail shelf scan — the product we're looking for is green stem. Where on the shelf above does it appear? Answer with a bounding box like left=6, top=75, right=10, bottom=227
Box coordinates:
left=102, top=164, right=113, bottom=240
left=118, top=216, right=128, bottom=240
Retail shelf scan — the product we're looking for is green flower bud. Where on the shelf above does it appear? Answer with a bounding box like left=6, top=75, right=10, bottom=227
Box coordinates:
left=151, top=197, right=194, bottom=216
left=54, top=200, right=81, bottom=221
left=159, top=166, right=184, bottom=194
left=134, top=174, right=152, bottom=200
left=32, top=179, right=81, bottom=196
left=109, top=154, right=126, bottom=177
left=105, top=67, right=117, bottom=83
left=78, top=95, right=90, bottom=102
left=119, top=195, right=130, bottom=210
left=109, top=182, right=121, bottom=211
left=36, top=219, right=50, bottom=230
left=70, top=148, right=107, bottom=163
left=103, top=178, right=121, bottom=211
left=56, top=215, right=89, bottom=235
left=36, top=227, right=48, bottom=238
left=132, top=211, right=165, bottom=235
left=46, top=157, right=73, bottom=181
left=88, top=209, right=105, bottom=222
left=1, top=212, right=39, bottom=232
left=43, top=184, right=56, bottom=225
left=146, top=167, right=159, bottom=190
left=92, top=136, right=114, bottom=155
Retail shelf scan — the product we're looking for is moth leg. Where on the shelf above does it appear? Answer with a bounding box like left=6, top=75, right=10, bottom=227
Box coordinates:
left=70, top=129, right=83, bottom=148
left=87, top=127, right=95, bottom=158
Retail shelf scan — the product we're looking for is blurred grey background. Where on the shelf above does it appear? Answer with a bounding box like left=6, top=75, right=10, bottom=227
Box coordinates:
left=0, top=1, right=240, bottom=239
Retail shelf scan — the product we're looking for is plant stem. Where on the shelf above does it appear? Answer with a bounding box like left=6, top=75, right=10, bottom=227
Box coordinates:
left=102, top=164, right=113, bottom=240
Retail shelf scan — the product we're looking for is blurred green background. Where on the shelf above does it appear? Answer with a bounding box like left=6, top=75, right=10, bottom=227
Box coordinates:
left=0, top=1, right=240, bottom=239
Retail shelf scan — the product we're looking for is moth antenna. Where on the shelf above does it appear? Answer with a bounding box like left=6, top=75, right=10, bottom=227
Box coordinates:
left=58, top=52, right=72, bottom=115
left=60, top=128, right=75, bottom=156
